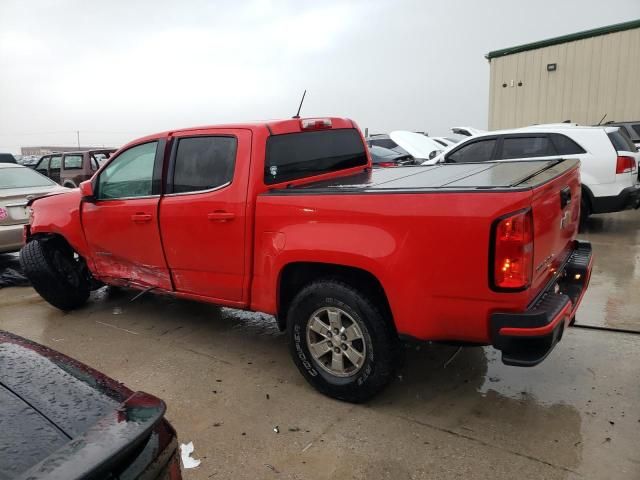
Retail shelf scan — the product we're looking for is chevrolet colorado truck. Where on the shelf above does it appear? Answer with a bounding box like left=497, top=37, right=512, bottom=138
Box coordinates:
left=20, top=117, right=593, bottom=402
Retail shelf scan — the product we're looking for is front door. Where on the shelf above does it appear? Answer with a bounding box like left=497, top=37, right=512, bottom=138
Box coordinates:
left=81, top=139, right=171, bottom=290
left=159, top=129, right=251, bottom=303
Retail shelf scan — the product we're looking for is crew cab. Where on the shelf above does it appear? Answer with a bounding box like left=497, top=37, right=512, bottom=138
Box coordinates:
left=20, top=117, right=593, bottom=402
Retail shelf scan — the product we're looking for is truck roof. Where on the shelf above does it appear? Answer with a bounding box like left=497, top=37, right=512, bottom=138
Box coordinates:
left=265, top=159, right=579, bottom=194
left=127, top=117, right=356, bottom=146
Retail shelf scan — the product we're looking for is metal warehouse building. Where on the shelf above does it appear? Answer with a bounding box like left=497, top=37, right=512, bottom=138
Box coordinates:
left=487, top=19, right=640, bottom=130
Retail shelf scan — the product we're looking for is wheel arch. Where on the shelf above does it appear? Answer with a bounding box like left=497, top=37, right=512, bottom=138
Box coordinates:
left=276, top=262, right=395, bottom=333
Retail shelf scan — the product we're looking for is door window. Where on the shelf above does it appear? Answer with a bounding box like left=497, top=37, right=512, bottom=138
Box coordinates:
left=63, top=154, right=83, bottom=169
left=97, top=142, right=158, bottom=199
left=172, top=136, right=237, bottom=193
left=447, top=139, right=496, bottom=163
left=501, top=136, right=553, bottom=159
left=36, top=157, right=50, bottom=174
left=50, top=156, right=62, bottom=169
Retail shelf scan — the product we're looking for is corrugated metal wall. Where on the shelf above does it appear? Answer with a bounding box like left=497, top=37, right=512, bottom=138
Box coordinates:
left=488, top=28, right=640, bottom=130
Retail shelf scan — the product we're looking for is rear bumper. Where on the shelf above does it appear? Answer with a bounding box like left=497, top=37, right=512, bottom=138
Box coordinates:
left=490, top=240, right=593, bottom=367
left=0, top=223, right=24, bottom=253
left=590, top=184, right=640, bottom=214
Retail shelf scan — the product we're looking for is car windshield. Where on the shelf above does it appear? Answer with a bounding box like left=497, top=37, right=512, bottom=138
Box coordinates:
left=0, top=167, right=56, bottom=189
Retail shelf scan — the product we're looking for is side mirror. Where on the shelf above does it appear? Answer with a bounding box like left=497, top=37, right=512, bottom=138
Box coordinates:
left=79, top=180, right=95, bottom=201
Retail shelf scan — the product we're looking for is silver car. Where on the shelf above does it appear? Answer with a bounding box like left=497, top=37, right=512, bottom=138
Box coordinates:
left=0, top=164, right=66, bottom=253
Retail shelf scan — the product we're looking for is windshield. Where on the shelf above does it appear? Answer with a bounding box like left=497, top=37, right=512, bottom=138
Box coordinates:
left=0, top=167, right=56, bottom=189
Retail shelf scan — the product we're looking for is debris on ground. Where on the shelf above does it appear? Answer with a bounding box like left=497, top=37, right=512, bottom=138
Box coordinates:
left=273, top=426, right=279, bottom=433
left=264, top=464, right=280, bottom=474
left=180, top=441, right=201, bottom=469
left=288, top=427, right=300, bottom=432
left=112, top=307, right=123, bottom=315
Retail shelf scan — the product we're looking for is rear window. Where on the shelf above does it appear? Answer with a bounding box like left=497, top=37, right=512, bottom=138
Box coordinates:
left=369, top=138, right=398, bottom=150
left=265, top=129, right=367, bottom=184
left=172, top=136, right=237, bottom=193
left=501, top=136, right=553, bottom=159
left=608, top=130, right=637, bottom=152
left=631, top=124, right=640, bottom=140
left=0, top=167, right=56, bottom=189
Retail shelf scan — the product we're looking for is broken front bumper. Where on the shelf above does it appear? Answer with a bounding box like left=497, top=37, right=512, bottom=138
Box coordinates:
left=490, top=241, right=593, bottom=367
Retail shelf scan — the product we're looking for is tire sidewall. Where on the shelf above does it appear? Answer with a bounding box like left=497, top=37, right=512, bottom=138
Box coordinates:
left=288, top=282, right=393, bottom=401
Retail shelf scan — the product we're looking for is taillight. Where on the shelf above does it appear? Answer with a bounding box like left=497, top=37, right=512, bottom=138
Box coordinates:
left=0, top=207, right=8, bottom=222
left=300, top=118, right=332, bottom=130
left=615, top=155, right=636, bottom=174
left=491, top=209, right=533, bottom=290
left=377, top=161, right=397, bottom=167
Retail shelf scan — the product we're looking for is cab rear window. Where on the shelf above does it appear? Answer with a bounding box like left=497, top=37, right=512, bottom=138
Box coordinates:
left=265, top=129, right=367, bottom=185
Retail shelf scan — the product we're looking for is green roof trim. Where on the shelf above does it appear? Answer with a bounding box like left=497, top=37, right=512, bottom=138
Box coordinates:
left=486, top=18, right=640, bottom=60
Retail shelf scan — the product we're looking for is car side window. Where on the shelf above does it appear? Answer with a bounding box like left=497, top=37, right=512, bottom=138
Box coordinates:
left=36, top=157, right=50, bottom=174
left=550, top=134, right=586, bottom=155
left=501, top=136, right=553, bottom=159
left=50, top=156, right=62, bottom=169
left=97, top=142, right=158, bottom=200
left=63, top=154, right=83, bottom=169
left=172, top=136, right=237, bottom=194
left=447, top=139, right=496, bottom=163
left=90, top=156, right=99, bottom=171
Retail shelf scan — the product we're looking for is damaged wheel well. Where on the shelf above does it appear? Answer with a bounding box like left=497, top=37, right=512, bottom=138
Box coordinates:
left=277, top=262, right=394, bottom=333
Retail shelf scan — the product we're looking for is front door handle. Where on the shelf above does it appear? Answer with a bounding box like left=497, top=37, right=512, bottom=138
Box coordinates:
left=207, top=211, right=235, bottom=222
left=131, top=213, right=152, bottom=223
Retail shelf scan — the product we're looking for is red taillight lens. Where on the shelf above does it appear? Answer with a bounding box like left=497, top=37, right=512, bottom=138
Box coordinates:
left=492, top=210, right=533, bottom=290
left=300, top=118, right=332, bottom=130
left=377, top=161, right=397, bottom=167
left=615, top=155, right=636, bottom=174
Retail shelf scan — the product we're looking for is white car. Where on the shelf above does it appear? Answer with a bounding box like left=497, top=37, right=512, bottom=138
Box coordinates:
left=423, top=125, right=639, bottom=222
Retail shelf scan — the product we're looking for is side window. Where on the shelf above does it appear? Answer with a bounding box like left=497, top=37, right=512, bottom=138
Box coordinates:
left=501, top=136, right=553, bottom=159
left=608, top=130, right=636, bottom=152
left=50, top=156, right=62, bottom=170
left=97, top=142, right=158, bottom=200
left=550, top=134, right=586, bottom=155
left=36, top=157, right=50, bottom=174
left=447, top=139, right=497, bottom=163
left=63, top=154, right=83, bottom=169
left=172, top=136, right=237, bottom=193
left=631, top=124, right=640, bottom=139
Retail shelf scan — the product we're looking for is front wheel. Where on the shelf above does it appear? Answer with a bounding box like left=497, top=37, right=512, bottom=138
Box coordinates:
left=20, top=238, right=90, bottom=311
left=287, top=280, right=397, bottom=403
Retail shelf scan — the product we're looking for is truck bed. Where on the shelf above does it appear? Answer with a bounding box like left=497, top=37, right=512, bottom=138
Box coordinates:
left=267, top=159, right=578, bottom=194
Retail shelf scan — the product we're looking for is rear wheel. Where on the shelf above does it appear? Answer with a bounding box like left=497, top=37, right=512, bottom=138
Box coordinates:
left=287, top=280, right=397, bottom=403
left=20, top=238, right=90, bottom=311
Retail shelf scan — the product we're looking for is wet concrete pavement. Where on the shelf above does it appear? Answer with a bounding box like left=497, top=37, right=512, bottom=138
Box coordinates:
left=0, top=210, right=639, bottom=479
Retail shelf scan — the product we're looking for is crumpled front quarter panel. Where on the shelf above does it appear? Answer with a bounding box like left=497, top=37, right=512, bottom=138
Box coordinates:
left=29, top=190, right=92, bottom=260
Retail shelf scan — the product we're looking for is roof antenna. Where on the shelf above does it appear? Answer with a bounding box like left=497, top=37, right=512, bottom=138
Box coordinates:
left=292, top=90, right=306, bottom=119
left=597, top=113, right=607, bottom=125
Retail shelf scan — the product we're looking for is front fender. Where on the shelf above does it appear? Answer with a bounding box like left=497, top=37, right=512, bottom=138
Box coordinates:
left=28, top=190, right=92, bottom=262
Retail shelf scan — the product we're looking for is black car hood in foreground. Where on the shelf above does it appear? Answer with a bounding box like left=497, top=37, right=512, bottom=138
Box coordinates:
left=0, top=331, right=179, bottom=480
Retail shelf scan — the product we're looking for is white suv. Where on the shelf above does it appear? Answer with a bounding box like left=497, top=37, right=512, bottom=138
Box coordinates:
left=425, top=125, right=640, bottom=222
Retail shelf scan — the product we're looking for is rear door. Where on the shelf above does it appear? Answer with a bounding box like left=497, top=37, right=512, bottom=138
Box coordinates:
left=81, top=139, right=171, bottom=289
left=159, top=129, right=251, bottom=303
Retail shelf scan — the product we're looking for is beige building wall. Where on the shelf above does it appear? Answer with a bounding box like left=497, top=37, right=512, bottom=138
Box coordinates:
left=488, top=27, right=640, bottom=130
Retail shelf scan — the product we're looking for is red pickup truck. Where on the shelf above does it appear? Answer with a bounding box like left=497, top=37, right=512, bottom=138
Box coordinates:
left=20, top=117, right=593, bottom=402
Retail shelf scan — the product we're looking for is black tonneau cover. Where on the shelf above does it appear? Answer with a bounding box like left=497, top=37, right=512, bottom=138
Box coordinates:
left=268, top=159, right=579, bottom=194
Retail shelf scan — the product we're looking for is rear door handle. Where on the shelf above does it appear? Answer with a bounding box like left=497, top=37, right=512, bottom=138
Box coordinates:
left=207, top=211, right=235, bottom=222
left=131, top=213, right=152, bottom=223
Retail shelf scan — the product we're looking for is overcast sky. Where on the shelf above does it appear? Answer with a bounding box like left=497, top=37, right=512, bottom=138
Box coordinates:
left=1, top=0, right=639, bottom=153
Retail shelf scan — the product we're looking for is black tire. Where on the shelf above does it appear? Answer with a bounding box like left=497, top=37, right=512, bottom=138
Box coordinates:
left=20, top=238, right=90, bottom=311
left=579, top=194, right=591, bottom=228
left=287, top=280, right=397, bottom=403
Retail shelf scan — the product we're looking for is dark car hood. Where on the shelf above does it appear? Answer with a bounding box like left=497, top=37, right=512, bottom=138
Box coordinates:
left=0, top=331, right=168, bottom=480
